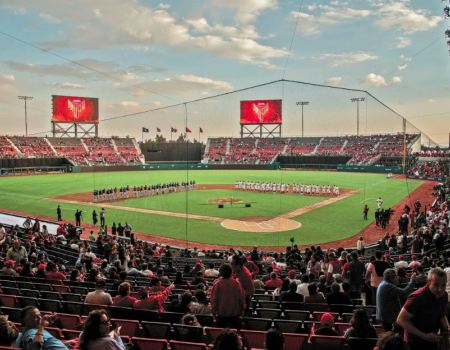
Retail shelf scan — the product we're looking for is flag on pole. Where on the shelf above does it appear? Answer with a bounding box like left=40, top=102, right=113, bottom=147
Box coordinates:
left=157, top=127, right=161, bottom=133
left=171, top=127, right=177, bottom=133
left=186, top=127, right=192, bottom=133
left=142, top=127, right=149, bottom=133
left=199, top=127, right=203, bottom=133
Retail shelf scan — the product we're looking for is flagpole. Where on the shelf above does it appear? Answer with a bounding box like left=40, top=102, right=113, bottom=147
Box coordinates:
left=142, top=130, right=143, bottom=143
left=171, top=129, right=172, bottom=142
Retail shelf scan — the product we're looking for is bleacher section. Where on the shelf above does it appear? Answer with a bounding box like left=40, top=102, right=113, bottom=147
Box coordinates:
left=0, top=136, right=145, bottom=166
left=204, top=134, right=420, bottom=165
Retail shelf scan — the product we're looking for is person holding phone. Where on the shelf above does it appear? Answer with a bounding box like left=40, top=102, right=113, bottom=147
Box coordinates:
left=15, top=306, right=76, bottom=350
left=78, top=309, right=125, bottom=350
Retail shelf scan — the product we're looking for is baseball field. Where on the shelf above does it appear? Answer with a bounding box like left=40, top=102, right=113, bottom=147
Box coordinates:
left=0, top=170, right=422, bottom=247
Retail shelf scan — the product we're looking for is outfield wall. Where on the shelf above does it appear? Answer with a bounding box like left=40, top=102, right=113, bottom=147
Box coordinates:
left=277, top=155, right=352, bottom=166
left=0, top=157, right=67, bottom=168
left=140, top=142, right=202, bottom=162
left=337, top=165, right=404, bottom=174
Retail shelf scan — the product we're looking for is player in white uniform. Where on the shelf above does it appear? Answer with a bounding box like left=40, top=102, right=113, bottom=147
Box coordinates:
left=280, top=183, right=285, bottom=193
left=335, top=186, right=340, bottom=196
left=327, top=185, right=331, bottom=194
left=311, top=185, right=315, bottom=195
left=272, top=183, right=277, bottom=193
left=300, top=184, right=304, bottom=195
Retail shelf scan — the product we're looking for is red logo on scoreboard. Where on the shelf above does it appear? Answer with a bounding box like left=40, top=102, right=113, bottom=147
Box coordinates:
left=52, top=95, right=99, bottom=123
left=240, top=100, right=282, bottom=124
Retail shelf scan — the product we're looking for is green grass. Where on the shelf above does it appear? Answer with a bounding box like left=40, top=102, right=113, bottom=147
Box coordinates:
left=0, top=170, right=422, bottom=247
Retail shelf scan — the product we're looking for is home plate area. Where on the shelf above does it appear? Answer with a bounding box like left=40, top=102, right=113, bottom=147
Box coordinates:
left=221, top=217, right=301, bottom=232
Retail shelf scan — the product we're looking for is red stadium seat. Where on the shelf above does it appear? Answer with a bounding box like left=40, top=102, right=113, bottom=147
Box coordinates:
left=0, top=295, right=18, bottom=308
left=310, top=335, right=346, bottom=350
left=240, top=330, right=266, bottom=350
left=169, top=340, right=207, bottom=350
left=283, top=333, right=309, bottom=350
left=132, top=337, right=168, bottom=350
left=110, top=319, right=140, bottom=337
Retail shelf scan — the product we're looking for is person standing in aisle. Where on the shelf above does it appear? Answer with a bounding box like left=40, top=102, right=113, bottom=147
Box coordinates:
left=57, top=205, right=62, bottom=221
left=100, top=208, right=106, bottom=226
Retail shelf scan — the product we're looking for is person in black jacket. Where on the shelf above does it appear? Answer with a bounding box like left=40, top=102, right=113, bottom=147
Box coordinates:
left=326, top=282, right=352, bottom=305
left=280, top=281, right=304, bottom=303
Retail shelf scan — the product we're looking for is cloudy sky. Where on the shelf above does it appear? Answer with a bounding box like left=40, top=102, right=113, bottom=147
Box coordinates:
left=0, top=0, right=449, bottom=145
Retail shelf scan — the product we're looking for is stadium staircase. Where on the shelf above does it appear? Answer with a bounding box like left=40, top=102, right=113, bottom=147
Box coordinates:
left=312, top=138, right=324, bottom=154
left=111, top=139, right=119, bottom=152
left=44, top=139, right=58, bottom=155
left=339, top=140, right=348, bottom=153
left=5, top=137, right=21, bottom=155
left=225, top=139, right=230, bottom=154
left=131, top=139, right=146, bottom=165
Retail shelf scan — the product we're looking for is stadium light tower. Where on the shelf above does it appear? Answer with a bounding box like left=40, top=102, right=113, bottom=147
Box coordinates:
left=296, top=101, right=309, bottom=137
left=18, top=95, right=33, bottom=136
left=351, top=97, right=365, bottom=136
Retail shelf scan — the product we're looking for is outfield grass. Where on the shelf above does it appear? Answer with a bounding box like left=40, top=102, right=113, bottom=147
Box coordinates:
left=0, top=170, right=422, bottom=247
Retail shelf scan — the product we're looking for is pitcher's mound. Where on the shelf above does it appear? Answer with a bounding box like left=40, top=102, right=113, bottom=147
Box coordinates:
left=208, top=198, right=243, bottom=204
left=222, top=217, right=301, bottom=232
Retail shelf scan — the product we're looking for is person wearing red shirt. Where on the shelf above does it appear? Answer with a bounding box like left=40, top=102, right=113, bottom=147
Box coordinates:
left=135, top=284, right=174, bottom=311
left=210, top=263, right=245, bottom=328
left=231, top=255, right=255, bottom=315
left=113, top=282, right=137, bottom=308
left=45, top=263, right=66, bottom=280
left=265, top=272, right=283, bottom=288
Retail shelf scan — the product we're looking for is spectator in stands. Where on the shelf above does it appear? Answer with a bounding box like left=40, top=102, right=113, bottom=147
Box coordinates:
left=46, top=262, right=66, bottom=280
left=78, top=309, right=125, bottom=350
left=307, top=255, right=321, bottom=276
left=113, top=282, right=137, bottom=307
left=23, top=217, right=32, bottom=230
left=205, top=262, right=219, bottom=277
left=192, top=271, right=207, bottom=287
left=165, top=260, right=177, bottom=274
left=394, top=255, right=409, bottom=271
left=409, top=255, right=420, bottom=269
left=231, top=255, right=254, bottom=315
left=326, top=252, right=342, bottom=285
left=344, top=308, right=378, bottom=341
left=0, top=316, right=19, bottom=347
left=297, top=274, right=310, bottom=296
left=396, top=268, right=409, bottom=284
left=149, top=277, right=166, bottom=294
left=273, top=278, right=290, bottom=298
left=265, top=328, right=284, bottom=350
left=85, top=280, right=113, bottom=305
left=1, top=259, right=19, bottom=276
left=210, top=263, right=245, bottom=328
left=174, top=271, right=189, bottom=286
left=265, top=272, right=283, bottom=288
left=376, top=268, right=415, bottom=332
left=167, top=291, right=192, bottom=314
left=189, top=290, right=211, bottom=315
left=280, top=281, right=304, bottom=303
left=211, top=329, right=242, bottom=350
left=156, top=268, right=171, bottom=285
left=314, top=313, right=339, bottom=336
left=397, top=268, right=449, bottom=350
left=6, top=240, right=27, bottom=265
left=124, top=222, right=132, bottom=238
left=261, top=266, right=273, bottom=283
left=16, top=306, right=75, bottom=350
left=305, top=283, right=325, bottom=303
left=347, top=251, right=365, bottom=294
left=366, top=251, right=391, bottom=305
left=135, top=284, right=174, bottom=311
left=85, top=268, right=101, bottom=283
left=20, top=262, right=34, bottom=277
left=179, top=314, right=202, bottom=343
left=111, top=271, right=129, bottom=290
left=376, top=332, right=408, bottom=350
left=326, top=282, right=352, bottom=305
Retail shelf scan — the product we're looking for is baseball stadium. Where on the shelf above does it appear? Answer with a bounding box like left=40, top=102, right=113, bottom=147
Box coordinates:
left=1, top=1, right=450, bottom=350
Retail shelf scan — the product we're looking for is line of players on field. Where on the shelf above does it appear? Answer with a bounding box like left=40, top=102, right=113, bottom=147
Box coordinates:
left=93, top=180, right=196, bottom=203
left=235, top=181, right=340, bottom=196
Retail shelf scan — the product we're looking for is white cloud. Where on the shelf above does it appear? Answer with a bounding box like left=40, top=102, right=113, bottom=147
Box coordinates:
left=6, top=0, right=286, bottom=68
left=122, top=74, right=233, bottom=97
left=185, top=17, right=259, bottom=39
left=0, top=74, right=15, bottom=81
left=428, top=99, right=436, bottom=103
left=289, top=5, right=370, bottom=35
left=157, top=3, right=170, bottom=9
left=394, top=36, right=411, bottom=49
left=400, top=54, right=412, bottom=62
left=324, top=77, right=343, bottom=86
left=316, top=52, right=378, bottom=66
left=104, top=100, right=162, bottom=115
left=360, top=73, right=402, bottom=87
left=47, top=82, right=86, bottom=89
left=398, top=64, right=408, bottom=70
left=375, top=1, right=442, bottom=34
left=39, top=13, right=61, bottom=23
left=211, top=0, right=278, bottom=23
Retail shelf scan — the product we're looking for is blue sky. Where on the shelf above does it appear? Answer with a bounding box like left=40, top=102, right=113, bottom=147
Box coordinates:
left=0, top=0, right=449, bottom=145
